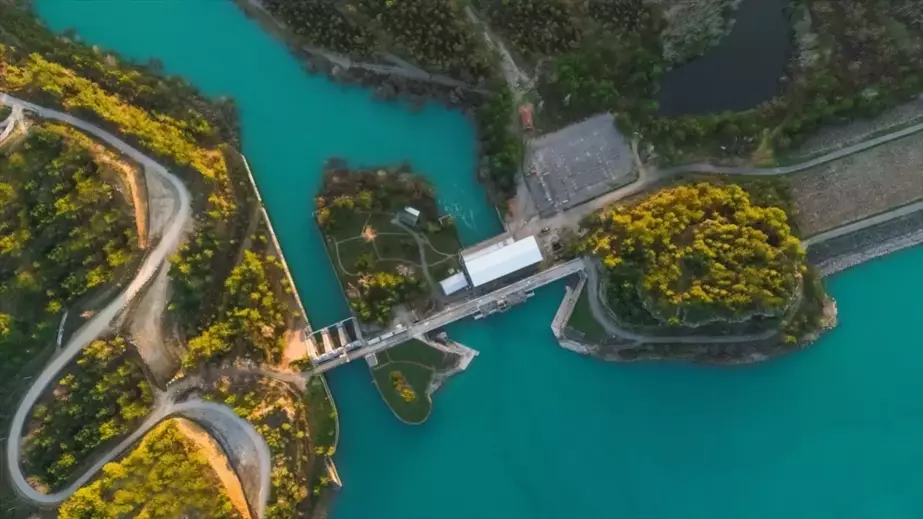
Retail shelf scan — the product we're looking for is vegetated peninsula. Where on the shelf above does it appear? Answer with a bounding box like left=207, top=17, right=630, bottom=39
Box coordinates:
left=1, top=4, right=339, bottom=518
left=565, top=181, right=833, bottom=363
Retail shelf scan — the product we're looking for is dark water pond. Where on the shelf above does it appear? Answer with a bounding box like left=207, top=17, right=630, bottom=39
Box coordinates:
left=656, top=0, right=792, bottom=116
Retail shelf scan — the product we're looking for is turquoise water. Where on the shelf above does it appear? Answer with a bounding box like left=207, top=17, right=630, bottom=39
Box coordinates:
left=34, top=2, right=923, bottom=518
left=33, top=0, right=500, bottom=326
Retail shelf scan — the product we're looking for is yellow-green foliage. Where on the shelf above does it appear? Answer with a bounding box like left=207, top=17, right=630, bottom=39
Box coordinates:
left=4, top=53, right=237, bottom=220
left=580, top=183, right=805, bottom=323
left=183, top=250, right=289, bottom=368
left=58, top=421, right=242, bottom=519
left=24, top=337, right=153, bottom=490
left=1, top=124, right=139, bottom=393
left=389, top=370, right=417, bottom=402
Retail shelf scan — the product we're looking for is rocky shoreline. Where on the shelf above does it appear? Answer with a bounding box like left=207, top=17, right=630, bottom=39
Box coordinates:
left=234, top=0, right=489, bottom=113
left=808, top=209, right=923, bottom=277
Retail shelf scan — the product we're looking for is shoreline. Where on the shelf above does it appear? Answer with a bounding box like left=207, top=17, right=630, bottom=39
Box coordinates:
left=232, top=0, right=488, bottom=112
left=237, top=153, right=343, bottom=506
left=556, top=220, right=923, bottom=365
left=230, top=0, right=513, bottom=209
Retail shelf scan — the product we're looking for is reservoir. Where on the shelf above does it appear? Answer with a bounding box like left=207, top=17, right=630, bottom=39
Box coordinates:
left=656, top=0, right=792, bottom=116
left=34, top=1, right=923, bottom=518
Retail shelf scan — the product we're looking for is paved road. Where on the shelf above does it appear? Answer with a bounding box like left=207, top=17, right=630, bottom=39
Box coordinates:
left=0, top=104, right=23, bottom=143
left=516, top=117, right=923, bottom=239
left=310, top=259, right=585, bottom=374
left=582, top=258, right=783, bottom=346
left=803, top=200, right=923, bottom=246
left=0, top=94, right=271, bottom=515
left=658, top=120, right=923, bottom=177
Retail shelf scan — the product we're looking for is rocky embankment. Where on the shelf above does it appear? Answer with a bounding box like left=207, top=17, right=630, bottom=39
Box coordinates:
left=807, top=209, right=923, bottom=276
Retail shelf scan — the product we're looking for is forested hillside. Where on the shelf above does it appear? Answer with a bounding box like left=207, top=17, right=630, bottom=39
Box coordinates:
left=260, top=0, right=495, bottom=85
left=22, top=337, right=153, bottom=491
left=579, top=183, right=806, bottom=326
left=0, top=123, right=139, bottom=399
left=1, top=4, right=332, bottom=517
left=58, top=420, right=243, bottom=519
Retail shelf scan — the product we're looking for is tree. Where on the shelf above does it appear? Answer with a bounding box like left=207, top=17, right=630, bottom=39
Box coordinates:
left=579, top=183, right=805, bottom=325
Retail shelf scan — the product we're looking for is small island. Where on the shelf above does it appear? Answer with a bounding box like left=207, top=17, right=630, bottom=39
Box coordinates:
left=315, top=162, right=464, bottom=325
left=560, top=181, right=834, bottom=363
left=368, top=337, right=473, bottom=425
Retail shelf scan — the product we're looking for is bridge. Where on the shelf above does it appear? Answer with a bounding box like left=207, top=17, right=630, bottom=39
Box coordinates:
left=307, top=258, right=585, bottom=374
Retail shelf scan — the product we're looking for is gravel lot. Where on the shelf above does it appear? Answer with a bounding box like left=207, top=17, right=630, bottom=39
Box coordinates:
left=524, top=113, right=634, bottom=217
left=791, top=131, right=923, bottom=236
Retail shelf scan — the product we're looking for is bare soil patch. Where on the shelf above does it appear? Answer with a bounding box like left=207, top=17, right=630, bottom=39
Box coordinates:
left=127, top=266, right=180, bottom=385
left=89, top=143, right=149, bottom=249
left=791, top=131, right=923, bottom=236
left=143, top=158, right=179, bottom=239
left=174, top=418, right=253, bottom=519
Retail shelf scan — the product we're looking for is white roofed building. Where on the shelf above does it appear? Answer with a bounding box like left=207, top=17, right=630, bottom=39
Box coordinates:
left=439, top=271, right=470, bottom=296
left=461, top=236, right=543, bottom=287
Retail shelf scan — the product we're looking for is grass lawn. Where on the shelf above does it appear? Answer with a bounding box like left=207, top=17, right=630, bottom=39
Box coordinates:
left=305, top=376, right=337, bottom=451
left=325, top=210, right=462, bottom=303
left=371, top=361, right=434, bottom=424
left=371, top=339, right=453, bottom=424
left=386, top=339, right=450, bottom=368
left=567, top=288, right=609, bottom=343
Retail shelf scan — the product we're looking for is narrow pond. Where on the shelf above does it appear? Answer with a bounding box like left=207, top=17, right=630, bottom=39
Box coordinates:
left=656, top=0, right=792, bottom=116
left=34, top=2, right=923, bottom=518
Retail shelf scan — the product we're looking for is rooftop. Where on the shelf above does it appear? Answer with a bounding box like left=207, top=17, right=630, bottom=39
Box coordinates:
left=462, top=236, right=543, bottom=287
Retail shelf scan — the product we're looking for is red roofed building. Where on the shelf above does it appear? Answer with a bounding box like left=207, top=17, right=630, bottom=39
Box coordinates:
left=518, top=103, right=534, bottom=131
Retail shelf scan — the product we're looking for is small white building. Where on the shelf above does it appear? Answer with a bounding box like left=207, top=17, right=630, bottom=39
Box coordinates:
left=462, top=236, right=543, bottom=288
left=438, top=271, right=470, bottom=296
left=399, top=206, right=421, bottom=226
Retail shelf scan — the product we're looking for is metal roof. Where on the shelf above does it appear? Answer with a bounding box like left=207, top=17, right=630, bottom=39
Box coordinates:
left=463, top=236, right=543, bottom=287
left=439, top=272, right=469, bottom=296
left=461, top=237, right=514, bottom=263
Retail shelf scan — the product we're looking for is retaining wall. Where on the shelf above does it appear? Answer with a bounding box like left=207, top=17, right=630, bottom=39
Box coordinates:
left=237, top=154, right=342, bottom=471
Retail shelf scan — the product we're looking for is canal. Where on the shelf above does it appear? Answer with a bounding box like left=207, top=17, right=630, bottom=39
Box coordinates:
left=33, top=1, right=923, bottom=518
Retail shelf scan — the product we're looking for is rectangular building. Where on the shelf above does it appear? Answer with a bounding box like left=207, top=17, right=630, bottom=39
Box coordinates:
left=462, top=236, right=543, bottom=287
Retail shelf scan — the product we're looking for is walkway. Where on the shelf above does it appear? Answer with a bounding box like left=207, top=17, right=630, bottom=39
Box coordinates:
left=310, top=258, right=585, bottom=374
left=391, top=217, right=441, bottom=300
left=803, top=200, right=923, bottom=246
left=0, top=93, right=270, bottom=517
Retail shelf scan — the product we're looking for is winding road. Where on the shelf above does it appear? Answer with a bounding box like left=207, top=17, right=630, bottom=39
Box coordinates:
left=0, top=104, right=23, bottom=144
left=0, top=93, right=269, bottom=516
